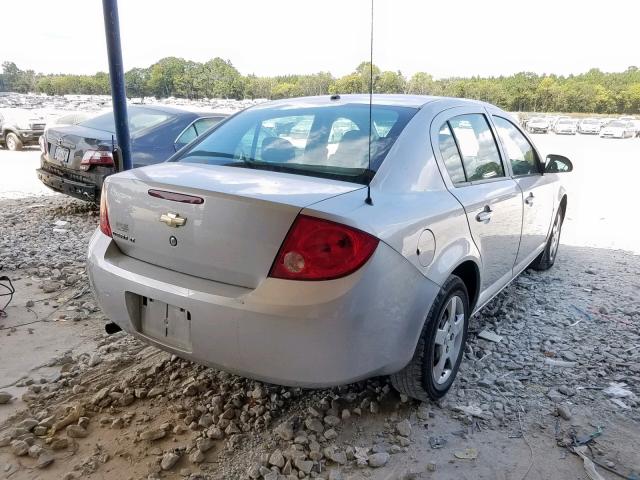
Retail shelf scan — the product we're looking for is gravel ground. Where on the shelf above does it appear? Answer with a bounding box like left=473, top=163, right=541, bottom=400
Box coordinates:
left=0, top=135, right=639, bottom=479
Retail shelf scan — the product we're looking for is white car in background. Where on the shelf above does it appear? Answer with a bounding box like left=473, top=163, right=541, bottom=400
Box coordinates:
left=619, top=117, right=640, bottom=137
left=600, top=120, right=636, bottom=139
left=599, top=118, right=615, bottom=128
left=577, top=118, right=601, bottom=135
left=554, top=118, right=577, bottom=135
left=526, top=117, right=550, bottom=133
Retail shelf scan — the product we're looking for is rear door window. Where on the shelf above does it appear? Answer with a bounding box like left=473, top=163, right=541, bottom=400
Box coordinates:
left=438, top=123, right=466, bottom=184
left=492, top=116, right=540, bottom=176
left=193, top=117, right=223, bottom=135
left=449, top=114, right=504, bottom=182
left=176, top=125, right=197, bottom=145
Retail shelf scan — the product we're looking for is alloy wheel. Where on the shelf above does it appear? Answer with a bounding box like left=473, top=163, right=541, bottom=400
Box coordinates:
left=549, top=214, right=561, bottom=262
left=432, top=295, right=465, bottom=385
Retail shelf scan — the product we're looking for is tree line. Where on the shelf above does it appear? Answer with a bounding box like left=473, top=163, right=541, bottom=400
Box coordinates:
left=2, top=58, right=639, bottom=114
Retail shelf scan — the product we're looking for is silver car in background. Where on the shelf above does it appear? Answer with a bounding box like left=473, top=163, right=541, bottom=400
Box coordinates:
left=578, top=118, right=601, bottom=134
left=526, top=116, right=550, bottom=134
left=600, top=120, right=636, bottom=138
left=88, top=95, right=572, bottom=400
left=554, top=118, right=577, bottom=134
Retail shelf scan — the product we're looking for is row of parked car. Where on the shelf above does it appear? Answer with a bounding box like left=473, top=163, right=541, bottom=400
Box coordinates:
left=523, top=115, right=640, bottom=138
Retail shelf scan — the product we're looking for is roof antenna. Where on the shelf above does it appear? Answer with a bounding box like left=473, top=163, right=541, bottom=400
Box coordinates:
left=365, top=0, right=374, bottom=206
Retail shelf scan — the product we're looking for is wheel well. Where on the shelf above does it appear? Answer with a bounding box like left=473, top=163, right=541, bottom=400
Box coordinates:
left=451, top=261, right=480, bottom=312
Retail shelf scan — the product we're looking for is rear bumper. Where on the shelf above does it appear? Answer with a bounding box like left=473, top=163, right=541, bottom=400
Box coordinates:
left=87, top=230, right=439, bottom=387
left=37, top=167, right=97, bottom=202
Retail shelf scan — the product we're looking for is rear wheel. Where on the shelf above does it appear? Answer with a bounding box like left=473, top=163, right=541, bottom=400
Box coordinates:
left=391, top=275, right=469, bottom=401
left=5, top=132, right=23, bottom=151
left=531, top=208, right=563, bottom=271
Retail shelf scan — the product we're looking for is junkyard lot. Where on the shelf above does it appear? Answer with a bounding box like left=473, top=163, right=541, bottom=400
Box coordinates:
left=0, top=133, right=638, bottom=479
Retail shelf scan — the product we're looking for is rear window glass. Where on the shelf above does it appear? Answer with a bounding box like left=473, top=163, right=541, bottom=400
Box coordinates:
left=80, top=108, right=174, bottom=135
left=175, top=103, right=417, bottom=184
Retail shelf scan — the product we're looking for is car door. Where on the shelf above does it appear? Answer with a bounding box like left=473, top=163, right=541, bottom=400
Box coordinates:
left=490, top=114, right=555, bottom=272
left=431, top=108, right=523, bottom=305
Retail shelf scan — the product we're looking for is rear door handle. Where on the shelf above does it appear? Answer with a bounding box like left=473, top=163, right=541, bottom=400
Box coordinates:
left=476, top=206, right=493, bottom=222
left=525, top=192, right=534, bottom=206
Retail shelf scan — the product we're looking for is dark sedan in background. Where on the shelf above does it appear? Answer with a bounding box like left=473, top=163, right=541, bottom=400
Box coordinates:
left=37, top=105, right=227, bottom=202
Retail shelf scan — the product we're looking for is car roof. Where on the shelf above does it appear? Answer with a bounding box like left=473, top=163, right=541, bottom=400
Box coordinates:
left=128, top=104, right=227, bottom=118
left=250, top=94, right=491, bottom=111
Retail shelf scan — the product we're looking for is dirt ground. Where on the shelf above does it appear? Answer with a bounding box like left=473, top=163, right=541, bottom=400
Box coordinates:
left=0, top=134, right=638, bottom=480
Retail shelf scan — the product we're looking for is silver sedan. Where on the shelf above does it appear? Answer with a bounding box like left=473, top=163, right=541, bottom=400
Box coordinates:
left=87, top=94, right=572, bottom=401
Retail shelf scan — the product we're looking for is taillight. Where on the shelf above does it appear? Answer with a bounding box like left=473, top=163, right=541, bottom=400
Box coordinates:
left=81, top=150, right=114, bottom=171
left=269, top=215, right=379, bottom=281
left=99, top=187, right=112, bottom=237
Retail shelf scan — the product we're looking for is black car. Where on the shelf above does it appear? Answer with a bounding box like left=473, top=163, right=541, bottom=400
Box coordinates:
left=37, top=105, right=227, bottom=202
left=0, top=110, right=47, bottom=150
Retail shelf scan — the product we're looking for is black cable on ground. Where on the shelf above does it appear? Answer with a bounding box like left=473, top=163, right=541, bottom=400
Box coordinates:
left=0, top=275, right=15, bottom=318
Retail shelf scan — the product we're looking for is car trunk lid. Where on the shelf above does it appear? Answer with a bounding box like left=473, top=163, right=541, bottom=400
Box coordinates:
left=105, top=163, right=364, bottom=288
left=44, top=125, right=113, bottom=171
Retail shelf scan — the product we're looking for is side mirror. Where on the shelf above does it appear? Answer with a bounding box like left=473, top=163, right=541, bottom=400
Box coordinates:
left=545, top=154, right=573, bottom=173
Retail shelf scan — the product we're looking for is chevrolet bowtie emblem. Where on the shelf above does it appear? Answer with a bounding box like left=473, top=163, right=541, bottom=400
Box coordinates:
left=159, top=212, right=186, bottom=228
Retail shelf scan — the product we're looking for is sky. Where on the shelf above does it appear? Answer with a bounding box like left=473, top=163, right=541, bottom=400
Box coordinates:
left=1, top=0, right=638, bottom=79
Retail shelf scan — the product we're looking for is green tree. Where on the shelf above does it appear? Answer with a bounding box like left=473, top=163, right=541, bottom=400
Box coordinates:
left=125, top=68, right=150, bottom=99
left=376, top=71, right=406, bottom=93
left=407, top=72, right=434, bottom=95
left=330, top=73, right=362, bottom=94
left=148, top=57, right=187, bottom=98
left=297, top=72, right=334, bottom=96
left=271, top=82, right=302, bottom=99
left=196, top=58, right=244, bottom=99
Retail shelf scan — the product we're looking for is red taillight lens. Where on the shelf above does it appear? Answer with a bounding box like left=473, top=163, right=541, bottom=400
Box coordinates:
left=81, top=150, right=114, bottom=171
left=99, top=187, right=112, bottom=237
left=269, top=215, right=379, bottom=281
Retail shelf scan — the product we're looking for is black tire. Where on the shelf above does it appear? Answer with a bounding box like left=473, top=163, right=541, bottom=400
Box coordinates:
left=530, top=207, right=564, bottom=271
left=5, top=132, right=23, bottom=151
left=391, top=275, right=469, bottom=401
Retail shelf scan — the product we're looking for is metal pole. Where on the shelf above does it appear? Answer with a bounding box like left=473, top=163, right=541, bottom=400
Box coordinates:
left=101, top=0, right=132, bottom=171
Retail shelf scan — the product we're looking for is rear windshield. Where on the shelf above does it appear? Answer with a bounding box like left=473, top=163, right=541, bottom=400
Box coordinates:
left=174, top=103, right=417, bottom=184
left=79, top=108, right=175, bottom=135
left=608, top=121, right=625, bottom=127
left=583, top=119, right=599, bottom=124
